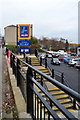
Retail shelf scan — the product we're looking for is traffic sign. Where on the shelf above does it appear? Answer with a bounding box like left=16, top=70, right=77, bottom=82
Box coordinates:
left=18, top=24, right=31, bottom=39
left=19, top=48, right=30, bottom=53
left=19, top=40, right=31, bottom=46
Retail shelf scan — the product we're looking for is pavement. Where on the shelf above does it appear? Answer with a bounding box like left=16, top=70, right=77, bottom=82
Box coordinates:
left=0, top=47, right=2, bottom=119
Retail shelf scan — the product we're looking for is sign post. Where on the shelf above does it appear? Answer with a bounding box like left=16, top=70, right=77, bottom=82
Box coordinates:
left=17, top=24, right=32, bottom=54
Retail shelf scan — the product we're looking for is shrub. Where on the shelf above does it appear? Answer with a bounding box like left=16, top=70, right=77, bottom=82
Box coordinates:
left=6, top=45, right=17, bottom=54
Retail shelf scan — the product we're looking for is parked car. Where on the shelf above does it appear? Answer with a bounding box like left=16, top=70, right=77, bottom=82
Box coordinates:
left=52, top=53, right=59, bottom=58
left=75, top=60, right=80, bottom=69
left=68, top=58, right=80, bottom=66
left=51, top=58, right=61, bottom=65
left=48, top=54, right=52, bottom=58
left=63, top=57, right=72, bottom=64
left=58, top=55, right=66, bottom=61
left=39, top=54, right=46, bottom=59
left=70, top=53, right=77, bottom=57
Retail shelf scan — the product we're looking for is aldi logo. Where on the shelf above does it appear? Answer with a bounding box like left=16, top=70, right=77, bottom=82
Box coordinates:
left=18, top=24, right=31, bottom=39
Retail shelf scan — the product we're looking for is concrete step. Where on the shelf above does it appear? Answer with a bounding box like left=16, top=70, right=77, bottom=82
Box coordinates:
left=40, top=70, right=49, bottom=73
left=36, top=72, right=50, bottom=76
left=32, top=63, right=40, bottom=66
left=38, top=68, right=48, bottom=71
left=55, top=95, right=69, bottom=100
left=38, top=88, right=60, bottom=93
left=37, top=78, right=48, bottom=82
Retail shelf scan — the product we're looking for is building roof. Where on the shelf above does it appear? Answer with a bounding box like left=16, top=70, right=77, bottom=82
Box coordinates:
left=4, top=25, right=16, bottom=29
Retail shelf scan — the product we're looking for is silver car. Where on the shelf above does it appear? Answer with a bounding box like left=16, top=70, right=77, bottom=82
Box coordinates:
left=51, top=58, right=61, bottom=65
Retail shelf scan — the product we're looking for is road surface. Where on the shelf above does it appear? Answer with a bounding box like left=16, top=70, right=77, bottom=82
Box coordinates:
left=47, top=58, right=80, bottom=93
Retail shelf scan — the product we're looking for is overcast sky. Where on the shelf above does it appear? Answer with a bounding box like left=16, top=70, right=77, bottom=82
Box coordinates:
left=0, top=0, right=79, bottom=43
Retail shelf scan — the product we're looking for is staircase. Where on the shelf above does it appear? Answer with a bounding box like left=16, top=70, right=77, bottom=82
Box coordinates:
left=20, top=56, right=79, bottom=117
left=29, top=57, right=40, bottom=66
left=28, top=56, right=79, bottom=116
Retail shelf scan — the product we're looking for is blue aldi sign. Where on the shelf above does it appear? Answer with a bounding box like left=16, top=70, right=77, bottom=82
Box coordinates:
left=19, top=40, right=31, bottom=46
left=19, top=48, right=30, bottom=53
left=18, top=24, right=31, bottom=39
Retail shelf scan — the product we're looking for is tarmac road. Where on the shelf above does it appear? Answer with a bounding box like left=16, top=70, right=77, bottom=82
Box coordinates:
left=47, top=58, right=80, bottom=93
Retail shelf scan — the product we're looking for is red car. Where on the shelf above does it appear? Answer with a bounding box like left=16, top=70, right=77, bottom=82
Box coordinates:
left=58, top=55, right=65, bottom=61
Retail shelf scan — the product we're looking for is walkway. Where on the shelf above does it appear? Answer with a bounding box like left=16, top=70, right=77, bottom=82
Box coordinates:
left=0, top=47, right=2, bottom=119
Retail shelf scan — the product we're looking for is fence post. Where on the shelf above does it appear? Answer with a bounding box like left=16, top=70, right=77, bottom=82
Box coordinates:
left=45, top=56, right=47, bottom=68
left=40, top=57, right=42, bottom=66
left=23, top=52, right=25, bottom=58
left=26, top=67, right=33, bottom=115
left=35, top=49, right=38, bottom=57
left=41, top=76, right=43, bottom=86
left=10, top=52, right=12, bottom=68
left=13, top=55, right=15, bottom=75
left=52, top=69, right=54, bottom=78
left=29, top=58, right=32, bottom=65
left=17, top=59, right=20, bottom=86
left=26, top=57, right=28, bottom=63
left=73, top=99, right=76, bottom=109
left=61, top=73, right=64, bottom=84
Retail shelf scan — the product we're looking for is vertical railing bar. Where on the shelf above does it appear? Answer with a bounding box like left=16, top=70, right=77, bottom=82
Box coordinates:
left=40, top=101, right=42, bottom=120
left=35, top=93, right=36, bottom=119
left=26, top=67, right=33, bottom=116
left=73, top=98, right=76, bottom=109
left=41, top=76, right=43, bottom=86
left=34, top=71, right=36, bottom=80
left=48, top=111, right=50, bottom=120
left=52, top=69, right=54, bottom=78
left=37, top=97, right=39, bottom=120
left=44, top=106, right=45, bottom=120
left=61, top=73, right=64, bottom=84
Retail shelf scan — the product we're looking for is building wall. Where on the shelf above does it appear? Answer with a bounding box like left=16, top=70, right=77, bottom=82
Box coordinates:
left=4, top=25, right=17, bottom=45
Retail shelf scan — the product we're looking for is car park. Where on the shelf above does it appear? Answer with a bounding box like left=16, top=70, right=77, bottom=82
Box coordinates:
left=51, top=58, right=61, bottom=65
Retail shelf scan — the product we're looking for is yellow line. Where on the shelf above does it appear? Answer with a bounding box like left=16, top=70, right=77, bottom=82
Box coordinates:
left=55, top=95, right=69, bottom=100
left=51, top=91, right=65, bottom=95
left=48, top=88, right=60, bottom=91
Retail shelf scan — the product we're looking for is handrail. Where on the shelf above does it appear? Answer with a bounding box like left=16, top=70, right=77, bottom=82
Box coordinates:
left=6, top=48, right=80, bottom=119
left=31, top=77, right=77, bottom=119
left=10, top=51, right=80, bottom=102
left=31, top=87, right=60, bottom=119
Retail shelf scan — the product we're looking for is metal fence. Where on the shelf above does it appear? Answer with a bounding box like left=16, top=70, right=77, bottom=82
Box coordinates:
left=6, top=48, right=80, bottom=120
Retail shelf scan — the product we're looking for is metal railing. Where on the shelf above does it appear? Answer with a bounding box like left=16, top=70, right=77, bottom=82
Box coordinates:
left=6, top=49, right=80, bottom=119
left=37, top=49, right=74, bottom=88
